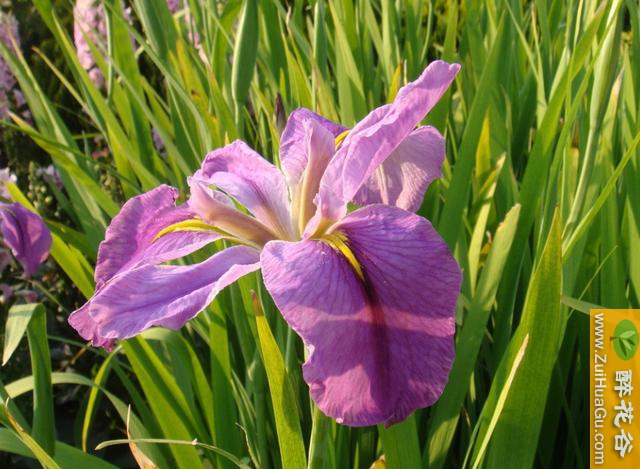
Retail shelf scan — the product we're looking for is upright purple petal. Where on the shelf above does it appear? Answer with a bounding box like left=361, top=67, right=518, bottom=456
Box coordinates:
left=313, top=61, right=459, bottom=225
left=95, top=185, right=219, bottom=289
left=70, top=245, right=260, bottom=349
left=291, top=119, right=337, bottom=234
left=262, top=204, right=460, bottom=426
left=197, top=141, right=294, bottom=239
left=0, top=203, right=51, bottom=277
left=279, top=108, right=346, bottom=187
left=353, top=126, right=445, bottom=212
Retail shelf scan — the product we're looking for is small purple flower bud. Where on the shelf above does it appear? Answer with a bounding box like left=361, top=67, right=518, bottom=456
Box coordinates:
left=274, top=93, right=286, bottom=136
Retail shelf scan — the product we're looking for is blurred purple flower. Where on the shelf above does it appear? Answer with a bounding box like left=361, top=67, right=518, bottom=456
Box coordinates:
left=69, top=61, right=461, bottom=426
left=0, top=203, right=51, bottom=277
left=167, top=0, right=182, bottom=13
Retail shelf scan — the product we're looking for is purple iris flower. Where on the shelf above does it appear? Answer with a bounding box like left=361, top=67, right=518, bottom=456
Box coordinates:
left=69, top=61, right=462, bottom=426
left=0, top=203, right=52, bottom=277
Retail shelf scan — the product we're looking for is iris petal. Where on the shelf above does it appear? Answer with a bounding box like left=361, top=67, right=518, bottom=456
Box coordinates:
left=262, top=204, right=461, bottom=426
left=291, top=119, right=337, bottom=235
left=69, top=245, right=260, bottom=349
left=353, top=126, right=445, bottom=212
left=311, top=61, right=459, bottom=228
left=187, top=177, right=278, bottom=247
left=94, top=185, right=219, bottom=289
left=279, top=108, right=346, bottom=187
left=196, top=140, right=293, bottom=239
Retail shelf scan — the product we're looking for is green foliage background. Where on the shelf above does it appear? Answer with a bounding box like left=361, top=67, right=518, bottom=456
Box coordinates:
left=0, top=0, right=638, bottom=467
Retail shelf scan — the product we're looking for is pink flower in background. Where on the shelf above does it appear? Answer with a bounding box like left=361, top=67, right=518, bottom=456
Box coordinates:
left=73, top=0, right=107, bottom=88
left=73, top=0, right=133, bottom=88
left=167, top=0, right=182, bottom=13
left=0, top=12, right=23, bottom=119
left=70, top=61, right=461, bottom=427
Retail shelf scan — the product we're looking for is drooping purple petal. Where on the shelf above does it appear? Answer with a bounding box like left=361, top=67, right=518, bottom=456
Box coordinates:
left=312, top=61, right=459, bottom=226
left=262, top=204, right=460, bottom=426
left=94, top=185, right=219, bottom=289
left=279, top=108, right=346, bottom=187
left=0, top=203, right=51, bottom=277
left=70, top=245, right=260, bottom=349
left=353, top=126, right=445, bottom=212
left=196, top=140, right=294, bottom=239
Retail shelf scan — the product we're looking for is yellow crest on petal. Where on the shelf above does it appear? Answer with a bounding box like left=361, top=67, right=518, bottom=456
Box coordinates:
left=321, top=232, right=364, bottom=281
left=334, top=130, right=350, bottom=148
left=152, top=218, right=223, bottom=242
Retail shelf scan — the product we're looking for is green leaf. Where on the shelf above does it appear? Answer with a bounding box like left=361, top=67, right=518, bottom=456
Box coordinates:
left=0, top=428, right=118, bottom=469
left=438, top=14, right=508, bottom=247
left=621, top=330, right=637, bottom=339
left=253, top=294, right=306, bottom=469
left=122, top=337, right=204, bottom=468
left=379, top=415, right=421, bottom=469
left=471, top=209, right=564, bottom=468
left=560, top=295, right=606, bottom=315
left=26, top=304, right=55, bottom=457
left=1, top=409, right=61, bottom=469
left=427, top=204, right=521, bottom=468
left=231, top=0, right=259, bottom=121
left=3, top=304, right=37, bottom=366
left=467, top=336, right=530, bottom=469
left=6, top=371, right=168, bottom=467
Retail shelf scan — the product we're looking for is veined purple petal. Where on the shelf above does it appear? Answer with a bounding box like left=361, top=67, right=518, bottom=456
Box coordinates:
left=280, top=108, right=346, bottom=186
left=0, top=203, right=51, bottom=277
left=95, top=185, right=219, bottom=289
left=188, top=176, right=278, bottom=247
left=262, top=204, right=460, bottom=426
left=353, top=126, right=445, bottom=212
left=313, top=61, right=459, bottom=225
left=70, top=245, right=260, bottom=349
left=197, top=141, right=294, bottom=239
